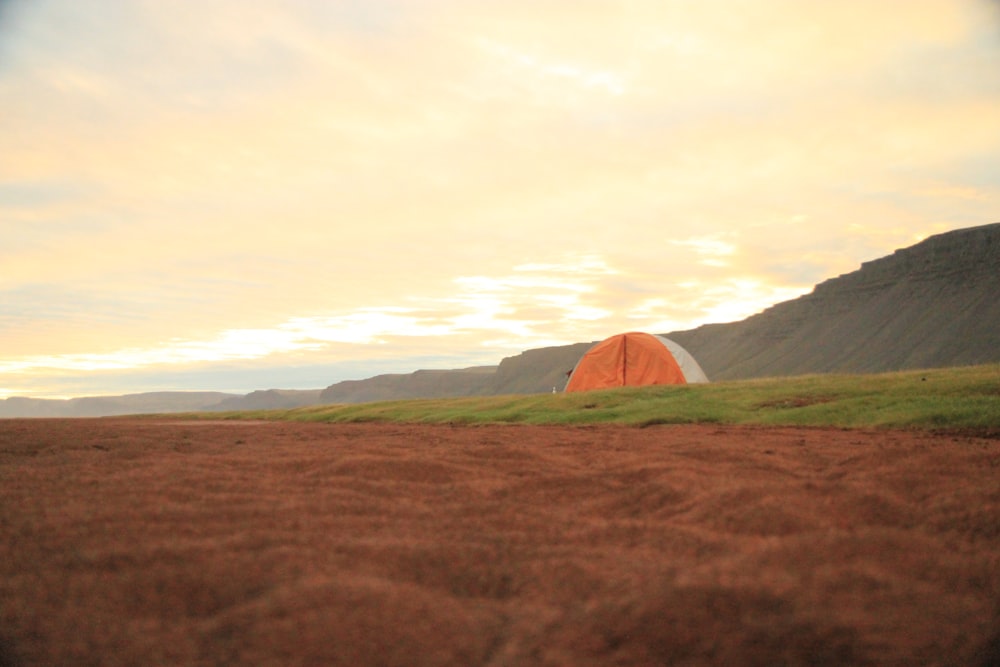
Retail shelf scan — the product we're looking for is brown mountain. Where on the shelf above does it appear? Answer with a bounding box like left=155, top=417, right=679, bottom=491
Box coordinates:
left=670, top=221, right=1000, bottom=379
left=318, top=367, right=497, bottom=404
left=6, top=222, right=996, bottom=415
left=320, top=221, right=1000, bottom=401
left=209, top=389, right=325, bottom=411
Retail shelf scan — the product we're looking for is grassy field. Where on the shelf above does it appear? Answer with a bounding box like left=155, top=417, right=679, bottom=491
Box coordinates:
left=7, top=367, right=1000, bottom=664
left=190, top=364, right=1000, bottom=432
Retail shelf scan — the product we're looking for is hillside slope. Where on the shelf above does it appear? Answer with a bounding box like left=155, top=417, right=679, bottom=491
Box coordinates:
left=5, top=223, right=997, bottom=414
left=318, top=222, right=1000, bottom=400
left=670, top=222, right=1000, bottom=379
left=319, top=367, right=497, bottom=404
left=208, top=389, right=325, bottom=411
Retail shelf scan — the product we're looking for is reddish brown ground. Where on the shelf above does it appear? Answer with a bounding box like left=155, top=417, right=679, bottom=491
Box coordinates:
left=1, top=419, right=998, bottom=666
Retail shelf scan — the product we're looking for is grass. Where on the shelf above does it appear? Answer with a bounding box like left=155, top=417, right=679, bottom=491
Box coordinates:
left=183, top=364, right=1000, bottom=432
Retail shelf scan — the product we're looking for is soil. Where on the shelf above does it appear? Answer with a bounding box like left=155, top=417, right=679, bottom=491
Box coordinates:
left=1, top=419, right=998, bottom=666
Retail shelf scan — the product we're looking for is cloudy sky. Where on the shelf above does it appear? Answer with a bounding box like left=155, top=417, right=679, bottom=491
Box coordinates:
left=2, top=0, right=999, bottom=399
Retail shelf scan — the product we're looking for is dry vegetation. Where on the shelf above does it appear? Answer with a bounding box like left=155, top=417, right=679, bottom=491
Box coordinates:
left=1, top=418, right=999, bottom=666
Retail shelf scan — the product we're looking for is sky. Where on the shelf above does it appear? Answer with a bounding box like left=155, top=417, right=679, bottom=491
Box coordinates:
left=2, top=0, right=999, bottom=399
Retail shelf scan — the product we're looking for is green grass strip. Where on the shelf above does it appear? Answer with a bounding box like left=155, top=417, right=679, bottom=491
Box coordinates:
left=178, top=364, right=1000, bottom=432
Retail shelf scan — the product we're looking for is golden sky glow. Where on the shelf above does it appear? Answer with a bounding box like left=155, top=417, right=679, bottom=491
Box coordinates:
left=2, top=0, right=999, bottom=398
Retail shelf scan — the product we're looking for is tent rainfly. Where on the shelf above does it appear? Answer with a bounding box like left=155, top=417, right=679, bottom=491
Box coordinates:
left=564, top=332, right=709, bottom=392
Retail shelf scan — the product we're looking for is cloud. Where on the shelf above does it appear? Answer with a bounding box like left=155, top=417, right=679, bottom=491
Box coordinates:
left=1, top=250, right=804, bottom=387
left=1, top=0, right=998, bottom=397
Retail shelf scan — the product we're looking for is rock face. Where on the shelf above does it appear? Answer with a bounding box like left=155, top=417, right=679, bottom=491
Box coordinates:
left=670, top=222, right=1000, bottom=379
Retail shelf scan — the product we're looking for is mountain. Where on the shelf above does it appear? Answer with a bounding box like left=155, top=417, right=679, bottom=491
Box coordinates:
left=0, top=392, right=239, bottom=418
left=318, top=222, right=1000, bottom=400
left=209, top=389, right=325, bottom=411
left=319, top=367, right=497, bottom=404
left=4, top=222, right=997, bottom=415
left=0, top=388, right=329, bottom=418
left=669, top=221, right=1000, bottom=379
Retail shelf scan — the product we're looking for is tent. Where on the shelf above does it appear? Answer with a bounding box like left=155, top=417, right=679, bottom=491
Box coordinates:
left=565, top=332, right=709, bottom=392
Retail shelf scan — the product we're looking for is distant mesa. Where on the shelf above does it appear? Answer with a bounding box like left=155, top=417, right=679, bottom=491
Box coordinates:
left=3, top=222, right=998, bottom=417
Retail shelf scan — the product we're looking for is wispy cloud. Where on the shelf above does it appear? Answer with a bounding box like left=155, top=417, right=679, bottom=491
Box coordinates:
left=1, top=0, right=998, bottom=397
left=1, top=253, right=810, bottom=389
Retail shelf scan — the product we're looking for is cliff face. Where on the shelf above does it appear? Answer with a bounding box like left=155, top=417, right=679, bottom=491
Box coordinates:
left=670, top=222, right=1000, bottom=379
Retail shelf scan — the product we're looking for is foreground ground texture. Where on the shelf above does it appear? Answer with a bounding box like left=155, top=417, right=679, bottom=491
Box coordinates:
left=1, top=419, right=998, bottom=666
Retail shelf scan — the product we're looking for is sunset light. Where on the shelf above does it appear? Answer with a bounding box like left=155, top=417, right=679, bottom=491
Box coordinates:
left=2, top=0, right=998, bottom=398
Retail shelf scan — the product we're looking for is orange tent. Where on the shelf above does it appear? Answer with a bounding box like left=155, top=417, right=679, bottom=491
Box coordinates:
left=565, top=332, right=708, bottom=392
